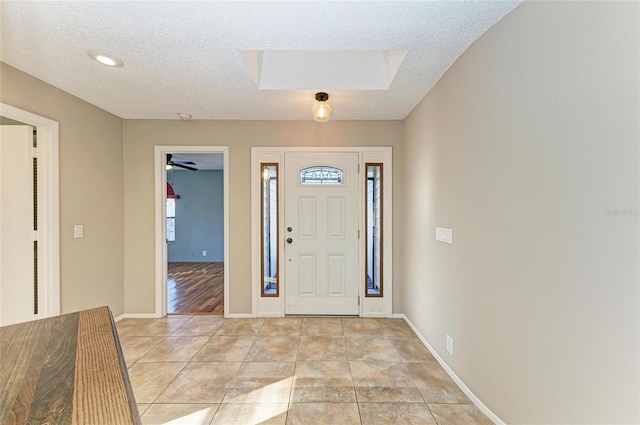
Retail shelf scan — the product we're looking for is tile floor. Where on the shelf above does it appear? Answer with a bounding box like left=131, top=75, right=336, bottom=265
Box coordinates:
left=116, top=316, right=493, bottom=425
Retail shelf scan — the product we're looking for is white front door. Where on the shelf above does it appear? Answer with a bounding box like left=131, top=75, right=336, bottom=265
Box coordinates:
left=0, top=125, right=37, bottom=326
left=284, top=151, right=359, bottom=315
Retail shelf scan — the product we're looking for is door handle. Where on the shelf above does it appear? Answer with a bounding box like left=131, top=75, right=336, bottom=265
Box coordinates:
left=286, top=238, right=293, bottom=244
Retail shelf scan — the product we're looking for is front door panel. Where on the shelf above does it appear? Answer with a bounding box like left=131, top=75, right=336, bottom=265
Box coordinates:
left=284, top=152, right=359, bottom=315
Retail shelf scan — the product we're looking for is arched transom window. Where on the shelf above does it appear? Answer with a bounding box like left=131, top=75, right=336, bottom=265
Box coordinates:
left=299, top=166, right=344, bottom=185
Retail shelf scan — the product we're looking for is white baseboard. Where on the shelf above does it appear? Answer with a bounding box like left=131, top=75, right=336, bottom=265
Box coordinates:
left=116, top=313, right=163, bottom=321
left=361, top=313, right=393, bottom=318
left=224, top=313, right=255, bottom=318
left=118, top=312, right=257, bottom=320
left=397, top=313, right=505, bottom=425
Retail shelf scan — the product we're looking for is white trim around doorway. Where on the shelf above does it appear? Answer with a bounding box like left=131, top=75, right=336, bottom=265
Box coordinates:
left=251, top=146, right=393, bottom=318
left=0, top=103, right=60, bottom=320
left=154, top=145, right=229, bottom=317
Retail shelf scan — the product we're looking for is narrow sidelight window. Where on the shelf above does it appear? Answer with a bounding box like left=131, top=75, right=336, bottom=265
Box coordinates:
left=261, top=164, right=279, bottom=296
left=366, top=164, right=383, bottom=297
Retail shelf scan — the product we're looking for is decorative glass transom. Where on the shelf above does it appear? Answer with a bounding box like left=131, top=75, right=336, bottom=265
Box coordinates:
left=299, top=166, right=344, bottom=185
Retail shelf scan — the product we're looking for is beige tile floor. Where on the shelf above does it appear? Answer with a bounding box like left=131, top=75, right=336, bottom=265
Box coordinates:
left=117, top=316, right=493, bottom=425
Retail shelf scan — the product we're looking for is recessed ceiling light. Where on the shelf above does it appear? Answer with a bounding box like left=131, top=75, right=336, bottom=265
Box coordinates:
left=87, top=50, right=123, bottom=67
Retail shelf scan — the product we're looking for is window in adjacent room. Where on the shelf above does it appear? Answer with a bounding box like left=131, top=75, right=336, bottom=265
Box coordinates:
left=166, top=198, right=176, bottom=242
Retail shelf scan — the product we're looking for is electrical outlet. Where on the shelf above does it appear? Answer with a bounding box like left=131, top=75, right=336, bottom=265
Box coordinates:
left=446, top=335, right=454, bottom=356
left=202, top=250, right=207, bottom=256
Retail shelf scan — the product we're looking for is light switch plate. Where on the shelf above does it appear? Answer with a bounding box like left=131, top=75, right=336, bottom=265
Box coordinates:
left=74, top=224, right=84, bottom=238
left=436, top=227, right=453, bottom=244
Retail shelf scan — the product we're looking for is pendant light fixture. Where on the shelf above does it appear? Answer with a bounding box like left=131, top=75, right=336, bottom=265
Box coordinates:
left=311, top=92, right=333, bottom=122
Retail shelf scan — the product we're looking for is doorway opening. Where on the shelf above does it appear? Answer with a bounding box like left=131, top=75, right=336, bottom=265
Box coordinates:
left=0, top=104, right=59, bottom=326
left=155, top=147, right=229, bottom=317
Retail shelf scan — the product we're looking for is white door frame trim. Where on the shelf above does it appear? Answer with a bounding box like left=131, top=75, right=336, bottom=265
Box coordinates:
left=0, top=103, right=60, bottom=319
left=153, top=145, right=229, bottom=317
left=251, top=146, right=393, bottom=318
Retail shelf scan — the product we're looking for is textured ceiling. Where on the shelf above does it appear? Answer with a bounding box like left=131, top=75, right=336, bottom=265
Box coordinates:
left=0, top=1, right=521, bottom=121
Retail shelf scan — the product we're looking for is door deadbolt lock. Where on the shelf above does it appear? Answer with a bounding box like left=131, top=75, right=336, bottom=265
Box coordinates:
left=286, top=238, right=293, bottom=244
left=287, top=227, right=293, bottom=232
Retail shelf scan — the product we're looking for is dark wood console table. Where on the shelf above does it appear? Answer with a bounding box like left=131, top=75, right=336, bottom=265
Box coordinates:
left=0, top=306, right=141, bottom=425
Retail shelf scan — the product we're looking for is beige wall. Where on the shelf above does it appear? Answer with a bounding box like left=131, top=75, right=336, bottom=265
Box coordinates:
left=402, top=1, right=639, bottom=424
left=0, top=63, right=125, bottom=316
left=123, top=120, right=403, bottom=314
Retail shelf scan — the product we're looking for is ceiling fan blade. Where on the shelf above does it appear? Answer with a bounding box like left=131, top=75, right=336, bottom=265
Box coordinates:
left=166, top=153, right=173, bottom=163
left=174, top=161, right=196, bottom=165
left=173, top=163, right=198, bottom=171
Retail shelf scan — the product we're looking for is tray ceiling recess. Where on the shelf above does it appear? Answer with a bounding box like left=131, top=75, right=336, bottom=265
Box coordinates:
left=241, top=50, right=407, bottom=90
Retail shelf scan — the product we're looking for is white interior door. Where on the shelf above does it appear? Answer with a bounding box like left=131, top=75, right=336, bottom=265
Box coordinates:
left=284, top=151, right=359, bottom=315
left=0, top=125, right=37, bottom=326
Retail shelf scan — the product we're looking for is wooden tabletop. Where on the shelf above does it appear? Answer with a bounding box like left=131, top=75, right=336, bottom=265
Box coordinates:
left=1, top=306, right=141, bottom=425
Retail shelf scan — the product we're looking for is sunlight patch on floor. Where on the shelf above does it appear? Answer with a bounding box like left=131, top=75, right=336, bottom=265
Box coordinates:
left=224, top=377, right=294, bottom=404
left=160, top=407, right=214, bottom=425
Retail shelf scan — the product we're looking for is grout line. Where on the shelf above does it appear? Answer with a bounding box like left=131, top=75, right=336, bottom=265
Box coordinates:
left=207, top=403, right=221, bottom=425
left=148, top=361, right=190, bottom=406
left=287, top=358, right=298, bottom=424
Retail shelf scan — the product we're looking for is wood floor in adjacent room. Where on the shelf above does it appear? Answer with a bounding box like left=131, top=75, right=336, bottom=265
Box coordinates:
left=167, top=262, right=223, bottom=315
